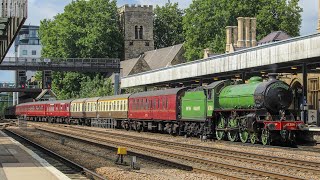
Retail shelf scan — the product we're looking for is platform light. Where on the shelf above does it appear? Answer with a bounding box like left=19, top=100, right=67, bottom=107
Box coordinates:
left=179, top=82, right=183, bottom=85
left=260, top=71, right=266, bottom=74
left=213, top=77, right=219, bottom=80
left=316, top=67, right=320, bottom=70
left=195, top=80, right=200, bottom=83
left=291, top=66, right=298, bottom=70
left=235, top=74, right=241, bottom=78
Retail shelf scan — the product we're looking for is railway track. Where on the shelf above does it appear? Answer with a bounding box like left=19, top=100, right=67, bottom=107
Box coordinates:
left=58, top=124, right=320, bottom=173
left=32, top=124, right=312, bottom=180
left=4, top=129, right=106, bottom=180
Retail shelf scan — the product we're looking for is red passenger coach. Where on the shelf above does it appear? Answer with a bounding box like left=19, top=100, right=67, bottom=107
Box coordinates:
left=16, top=102, right=47, bottom=117
left=128, top=88, right=186, bottom=121
left=46, top=100, right=72, bottom=118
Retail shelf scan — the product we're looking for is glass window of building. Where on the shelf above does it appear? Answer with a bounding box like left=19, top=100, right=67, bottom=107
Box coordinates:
left=22, top=50, right=27, bottom=55
left=30, top=30, right=37, bottom=37
left=32, top=50, right=36, bottom=55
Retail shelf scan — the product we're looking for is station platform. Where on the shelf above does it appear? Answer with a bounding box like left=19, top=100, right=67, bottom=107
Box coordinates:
left=0, top=130, right=70, bottom=180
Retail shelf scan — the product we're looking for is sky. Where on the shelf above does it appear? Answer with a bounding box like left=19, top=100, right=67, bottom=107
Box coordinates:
left=0, top=0, right=318, bottom=82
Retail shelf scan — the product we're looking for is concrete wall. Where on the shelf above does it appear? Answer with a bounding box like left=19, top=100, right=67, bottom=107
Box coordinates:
left=121, top=33, right=320, bottom=88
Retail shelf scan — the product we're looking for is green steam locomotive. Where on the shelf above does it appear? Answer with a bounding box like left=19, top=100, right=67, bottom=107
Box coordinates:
left=181, top=74, right=310, bottom=145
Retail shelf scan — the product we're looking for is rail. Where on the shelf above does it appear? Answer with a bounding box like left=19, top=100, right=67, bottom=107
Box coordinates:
left=35, top=125, right=308, bottom=180
left=5, top=129, right=106, bottom=180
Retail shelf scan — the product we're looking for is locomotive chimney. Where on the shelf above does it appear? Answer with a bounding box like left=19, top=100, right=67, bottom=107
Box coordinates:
left=268, top=73, right=278, bottom=80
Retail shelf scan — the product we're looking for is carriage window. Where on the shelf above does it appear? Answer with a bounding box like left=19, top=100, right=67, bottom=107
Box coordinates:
left=162, top=98, right=165, bottom=109
left=136, top=99, right=139, bottom=110
left=166, top=98, right=168, bottom=109
left=115, top=101, right=119, bottom=111
left=127, top=100, right=129, bottom=111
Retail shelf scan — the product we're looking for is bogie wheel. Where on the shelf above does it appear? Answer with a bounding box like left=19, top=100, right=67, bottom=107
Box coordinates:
left=250, top=133, right=257, bottom=144
left=125, top=121, right=130, bottom=131
left=239, top=130, right=249, bottom=143
left=215, top=116, right=226, bottom=140
left=261, top=129, right=270, bottom=145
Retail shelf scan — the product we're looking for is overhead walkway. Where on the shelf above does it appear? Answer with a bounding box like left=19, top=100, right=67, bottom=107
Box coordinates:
left=0, top=82, right=40, bottom=93
left=0, top=57, right=120, bottom=73
left=0, top=57, right=120, bottom=72
left=121, top=33, right=320, bottom=88
left=0, top=0, right=27, bottom=63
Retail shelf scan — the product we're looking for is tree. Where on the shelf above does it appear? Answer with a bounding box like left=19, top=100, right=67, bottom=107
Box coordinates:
left=79, top=74, right=113, bottom=98
left=39, top=0, right=122, bottom=99
left=183, top=0, right=302, bottom=61
left=154, top=2, right=184, bottom=49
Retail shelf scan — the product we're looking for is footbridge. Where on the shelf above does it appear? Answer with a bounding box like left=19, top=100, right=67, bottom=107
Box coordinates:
left=121, top=33, right=320, bottom=89
left=0, top=0, right=27, bottom=62
left=0, top=57, right=120, bottom=73
left=0, top=82, right=41, bottom=93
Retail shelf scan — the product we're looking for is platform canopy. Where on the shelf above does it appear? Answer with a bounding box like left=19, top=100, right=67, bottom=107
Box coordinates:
left=0, top=0, right=28, bottom=63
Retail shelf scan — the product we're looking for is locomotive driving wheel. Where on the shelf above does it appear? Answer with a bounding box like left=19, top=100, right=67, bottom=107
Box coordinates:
left=261, top=129, right=270, bottom=145
left=227, top=118, right=239, bottom=142
left=250, top=133, right=257, bottom=144
left=216, top=116, right=226, bottom=140
left=239, top=130, right=249, bottom=143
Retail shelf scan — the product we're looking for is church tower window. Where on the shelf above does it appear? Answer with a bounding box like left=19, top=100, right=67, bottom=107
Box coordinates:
left=135, top=26, right=139, bottom=39
left=139, top=26, right=143, bottom=39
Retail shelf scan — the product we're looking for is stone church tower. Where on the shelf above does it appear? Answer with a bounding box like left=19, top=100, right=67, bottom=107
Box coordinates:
left=119, top=4, right=155, bottom=60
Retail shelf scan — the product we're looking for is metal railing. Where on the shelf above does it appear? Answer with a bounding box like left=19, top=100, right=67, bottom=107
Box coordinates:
left=0, top=57, right=120, bottom=72
left=0, top=0, right=27, bottom=18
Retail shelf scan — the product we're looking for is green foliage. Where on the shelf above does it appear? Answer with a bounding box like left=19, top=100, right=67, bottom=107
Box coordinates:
left=183, top=0, right=302, bottom=61
left=51, top=72, right=84, bottom=99
left=79, top=74, right=113, bottom=98
left=39, top=0, right=122, bottom=99
left=154, top=2, right=184, bottom=48
left=0, top=93, right=13, bottom=116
